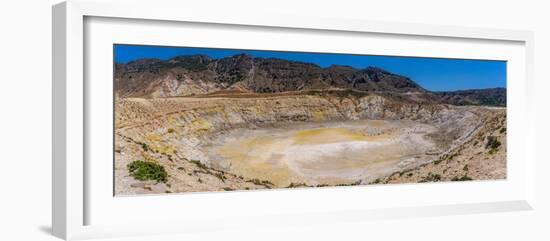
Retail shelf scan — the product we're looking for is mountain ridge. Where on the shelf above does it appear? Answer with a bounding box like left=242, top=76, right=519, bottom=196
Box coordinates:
left=114, top=54, right=506, bottom=106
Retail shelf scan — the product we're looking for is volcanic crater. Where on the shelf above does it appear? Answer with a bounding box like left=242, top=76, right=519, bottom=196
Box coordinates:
left=114, top=54, right=506, bottom=195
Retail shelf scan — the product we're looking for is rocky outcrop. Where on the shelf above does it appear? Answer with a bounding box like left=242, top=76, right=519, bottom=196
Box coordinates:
left=383, top=109, right=506, bottom=183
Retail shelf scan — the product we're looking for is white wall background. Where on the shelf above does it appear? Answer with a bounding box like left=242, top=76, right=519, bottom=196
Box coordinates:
left=0, top=0, right=548, bottom=240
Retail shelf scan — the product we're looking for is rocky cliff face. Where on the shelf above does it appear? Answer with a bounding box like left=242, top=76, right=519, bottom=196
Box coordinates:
left=116, top=93, right=447, bottom=133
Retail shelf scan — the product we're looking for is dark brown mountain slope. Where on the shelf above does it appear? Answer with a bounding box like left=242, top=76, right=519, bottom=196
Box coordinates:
left=115, top=54, right=424, bottom=97
left=434, top=88, right=506, bottom=107
left=114, top=54, right=506, bottom=106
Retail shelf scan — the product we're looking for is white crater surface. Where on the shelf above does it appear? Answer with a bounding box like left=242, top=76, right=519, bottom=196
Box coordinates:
left=203, top=119, right=439, bottom=186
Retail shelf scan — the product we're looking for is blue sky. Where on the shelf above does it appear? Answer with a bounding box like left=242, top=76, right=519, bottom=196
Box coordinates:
left=114, top=44, right=506, bottom=91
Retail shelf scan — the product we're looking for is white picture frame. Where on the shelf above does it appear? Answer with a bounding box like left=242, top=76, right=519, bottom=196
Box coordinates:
left=52, top=0, right=535, bottom=240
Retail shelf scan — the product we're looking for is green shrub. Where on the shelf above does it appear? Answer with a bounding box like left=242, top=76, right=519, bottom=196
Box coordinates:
left=190, top=160, right=208, bottom=169
left=135, top=141, right=150, bottom=152
left=451, top=175, right=473, bottom=181
left=287, top=182, right=308, bottom=188
left=486, top=136, right=502, bottom=154
left=248, top=178, right=273, bottom=186
left=371, top=178, right=382, bottom=184
left=213, top=172, right=226, bottom=182
left=486, top=136, right=501, bottom=150
left=419, top=173, right=441, bottom=183
left=127, top=160, right=168, bottom=183
left=167, top=128, right=175, bottom=133
left=246, top=178, right=273, bottom=188
left=433, top=156, right=444, bottom=165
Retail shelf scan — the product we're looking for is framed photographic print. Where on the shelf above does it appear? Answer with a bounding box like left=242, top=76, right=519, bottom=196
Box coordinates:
left=52, top=0, right=535, bottom=240
left=113, top=44, right=508, bottom=194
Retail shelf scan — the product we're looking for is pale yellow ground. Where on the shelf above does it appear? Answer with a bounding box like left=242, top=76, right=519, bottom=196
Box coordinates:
left=208, top=120, right=437, bottom=187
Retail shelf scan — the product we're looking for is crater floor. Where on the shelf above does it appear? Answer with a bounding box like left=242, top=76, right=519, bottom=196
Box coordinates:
left=204, top=120, right=440, bottom=186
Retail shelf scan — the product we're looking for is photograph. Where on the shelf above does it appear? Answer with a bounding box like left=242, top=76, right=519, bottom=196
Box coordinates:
left=113, top=44, right=507, bottom=195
